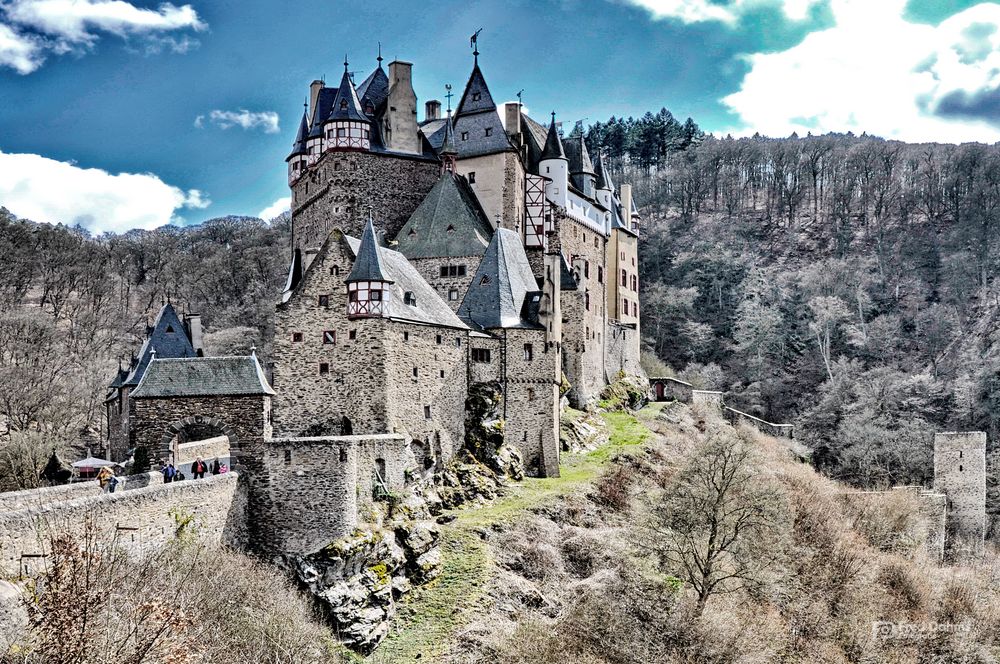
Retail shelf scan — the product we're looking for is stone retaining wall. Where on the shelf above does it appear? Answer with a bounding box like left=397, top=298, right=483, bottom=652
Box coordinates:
left=0, top=472, right=161, bottom=513
left=649, top=376, right=693, bottom=402
left=0, top=473, right=245, bottom=577
left=723, top=406, right=794, bottom=439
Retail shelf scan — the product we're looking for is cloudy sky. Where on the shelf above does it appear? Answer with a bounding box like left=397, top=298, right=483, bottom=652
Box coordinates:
left=0, top=0, right=998, bottom=234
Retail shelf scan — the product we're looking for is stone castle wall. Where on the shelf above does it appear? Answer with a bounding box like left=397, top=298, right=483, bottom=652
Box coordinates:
left=0, top=473, right=245, bottom=577
left=501, top=327, right=560, bottom=477
left=272, top=234, right=390, bottom=437
left=456, top=151, right=525, bottom=231
left=291, top=151, right=440, bottom=252
left=934, top=432, right=987, bottom=551
left=552, top=210, right=609, bottom=407
left=409, top=255, right=483, bottom=314
left=605, top=321, right=643, bottom=382
left=254, top=434, right=408, bottom=557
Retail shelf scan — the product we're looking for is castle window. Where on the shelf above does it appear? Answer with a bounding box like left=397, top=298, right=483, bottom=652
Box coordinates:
left=472, top=348, right=491, bottom=363
left=349, top=329, right=356, bottom=340
left=165, top=325, right=174, bottom=333
left=468, top=172, right=476, bottom=183
left=585, top=292, right=590, bottom=311
left=331, top=266, right=340, bottom=276
left=527, top=388, right=535, bottom=399
left=284, top=449, right=292, bottom=466
left=323, top=330, right=336, bottom=344
left=960, top=465, right=964, bottom=472
left=598, top=266, right=604, bottom=283
left=960, top=451, right=964, bottom=458
left=339, top=447, right=348, bottom=462
left=595, top=237, right=599, bottom=248
left=621, top=269, right=627, bottom=286
left=461, top=131, right=469, bottom=141
left=334, top=162, right=341, bottom=171
left=404, top=291, right=417, bottom=307
left=319, top=363, right=330, bottom=375
left=455, top=337, right=462, bottom=347
left=340, top=100, right=348, bottom=110
left=337, top=127, right=346, bottom=137
left=633, top=301, right=638, bottom=316
left=292, top=332, right=303, bottom=342
left=523, top=431, right=528, bottom=442
left=584, top=261, right=589, bottom=279
left=371, top=289, right=383, bottom=301
left=436, top=334, right=442, bottom=345
left=523, top=344, right=533, bottom=361
left=447, top=224, right=455, bottom=232
left=448, top=289, right=459, bottom=301
left=319, top=294, right=330, bottom=308
left=546, top=166, right=550, bottom=173
left=472, top=92, right=481, bottom=102
left=440, top=369, right=445, bottom=378
left=624, top=297, right=629, bottom=314
left=424, top=405, right=432, bottom=419
left=413, top=367, right=418, bottom=378
left=631, top=275, right=637, bottom=291
left=403, top=331, right=410, bottom=341
left=485, top=127, right=492, bottom=137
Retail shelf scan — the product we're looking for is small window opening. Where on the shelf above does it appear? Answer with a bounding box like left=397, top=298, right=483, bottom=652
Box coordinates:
left=323, top=330, right=336, bottom=344
left=349, top=329, right=356, bottom=340
left=284, top=449, right=292, bottom=466
left=319, top=362, right=330, bottom=375
left=292, top=332, right=303, bottom=342
left=424, top=405, right=431, bottom=419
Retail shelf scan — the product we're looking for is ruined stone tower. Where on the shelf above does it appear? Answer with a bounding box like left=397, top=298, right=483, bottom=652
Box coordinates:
left=934, top=431, right=987, bottom=553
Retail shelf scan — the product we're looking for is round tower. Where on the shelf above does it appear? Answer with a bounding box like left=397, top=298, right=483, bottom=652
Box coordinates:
left=324, top=58, right=372, bottom=152
left=286, top=108, right=310, bottom=185
left=346, top=216, right=393, bottom=319
left=539, top=112, right=568, bottom=209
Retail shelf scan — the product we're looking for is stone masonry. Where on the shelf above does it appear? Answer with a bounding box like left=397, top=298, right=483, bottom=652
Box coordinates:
left=934, top=432, right=987, bottom=552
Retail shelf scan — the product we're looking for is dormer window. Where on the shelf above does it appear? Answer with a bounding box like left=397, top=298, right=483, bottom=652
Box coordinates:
left=485, top=127, right=492, bottom=137
left=480, top=275, right=491, bottom=285
left=472, top=92, right=481, bottom=102
left=165, top=325, right=174, bottom=333
left=446, top=224, right=455, bottom=232
left=468, top=172, right=476, bottom=183
left=340, top=100, right=348, bottom=110
left=318, top=294, right=330, bottom=308
left=404, top=291, right=417, bottom=307
left=331, top=266, right=340, bottom=276
left=461, top=131, right=469, bottom=141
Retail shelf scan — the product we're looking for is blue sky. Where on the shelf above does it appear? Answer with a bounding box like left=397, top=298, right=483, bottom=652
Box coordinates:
left=1, top=0, right=999, bottom=233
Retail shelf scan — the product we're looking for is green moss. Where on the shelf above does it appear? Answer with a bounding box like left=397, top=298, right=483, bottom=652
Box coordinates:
left=369, top=562, right=389, bottom=584
left=374, top=404, right=660, bottom=661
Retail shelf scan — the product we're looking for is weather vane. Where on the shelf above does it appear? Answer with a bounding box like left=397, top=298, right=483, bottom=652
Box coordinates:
left=445, top=84, right=453, bottom=113
left=470, top=28, right=482, bottom=63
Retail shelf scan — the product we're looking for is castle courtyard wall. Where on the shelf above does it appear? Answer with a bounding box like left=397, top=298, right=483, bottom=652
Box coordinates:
left=934, top=432, right=987, bottom=552
left=0, top=473, right=245, bottom=577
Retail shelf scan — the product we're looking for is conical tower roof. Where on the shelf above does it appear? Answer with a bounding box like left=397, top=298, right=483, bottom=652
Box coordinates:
left=455, top=63, right=497, bottom=117
left=328, top=61, right=370, bottom=124
left=594, top=152, right=614, bottom=191
left=457, top=229, right=542, bottom=330
left=287, top=110, right=309, bottom=160
left=439, top=112, right=457, bottom=156
left=541, top=113, right=566, bottom=160
left=346, top=215, right=392, bottom=283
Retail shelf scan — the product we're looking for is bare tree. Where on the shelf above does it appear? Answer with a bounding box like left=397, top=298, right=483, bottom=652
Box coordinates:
left=645, top=425, right=787, bottom=616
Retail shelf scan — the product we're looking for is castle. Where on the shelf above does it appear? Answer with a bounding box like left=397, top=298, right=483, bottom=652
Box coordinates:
left=104, top=45, right=644, bottom=481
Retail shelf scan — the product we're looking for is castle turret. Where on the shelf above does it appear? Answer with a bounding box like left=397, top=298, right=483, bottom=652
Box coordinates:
left=323, top=59, right=372, bottom=152
left=540, top=112, right=568, bottom=209
left=594, top=152, right=614, bottom=210
left=346, top=216, right=393, bottom=318
left=286, top=109, right=310, bottom=185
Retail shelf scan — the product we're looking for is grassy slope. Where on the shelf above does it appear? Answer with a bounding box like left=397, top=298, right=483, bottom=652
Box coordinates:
left=367, top=404, right=661, bottom=663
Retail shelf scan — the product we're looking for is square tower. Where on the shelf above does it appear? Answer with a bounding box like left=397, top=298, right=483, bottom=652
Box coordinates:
left=934, top=431, right=987, bottom=553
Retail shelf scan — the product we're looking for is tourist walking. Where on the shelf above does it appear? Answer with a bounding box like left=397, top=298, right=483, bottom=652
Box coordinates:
left=96, top=466, right=114, bottom=492
left=162, top=463, right=176, bottom=483
left=211, top=457, right=221, bottom=475
left=192, top=457, right=207, bottom=479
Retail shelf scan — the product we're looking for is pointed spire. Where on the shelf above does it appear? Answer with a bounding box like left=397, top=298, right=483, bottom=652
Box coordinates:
left=541, top=112, right=566, bottom=160
left=377, top=42, right=383, bottom=68
left=594, top=151, right=614, bottom=191
left=288, top=108, right=309, bottom=158
left=440, top=112, right=457, bottom=156
left=328, top=62, right=369, bottom=124
left=346, top=212, right=392, bottom=283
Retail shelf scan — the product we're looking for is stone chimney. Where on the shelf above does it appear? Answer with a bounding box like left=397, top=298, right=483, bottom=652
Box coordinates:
left=385, top=61, right=419, bottom=155
left=185, top=313, right=204, bottom=357
left=425, top=100, right=441, bottom=121
left=309, top=80, right=324, bottom=123
left=620, top=184, right=633, bottom=230
left=505, top=102, right=522, bottom=150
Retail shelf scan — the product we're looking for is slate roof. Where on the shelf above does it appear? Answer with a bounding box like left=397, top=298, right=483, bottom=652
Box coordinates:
left=328, top=68, right=370, bottom=124
left=540, top=113, right=566, bottom=161
left=343, top=235, right=470, bottom=329
left=594, top=152, right=613, bottom=191
left=564, top=133, right=595, bottom=175
left=357, top=65, right=388, bottom=111
left=452, top=63, right=513, bottom=158
left=308, top=87, right=336, bottom=139
left=458, top=228, right=543, bottom=330
left=439, top=114, right=458, bottom=156
left=131, top=356, right=275, bottom=398
left=520, top=113, right=550, bottom=171
left=121, top=303, right=196, bottom=387
left=420, top=118, right=448, bottom=150
left=287, top=110, right=309, bottom=160
left=346, top=217, right=391, bottom=283
left=395, top=172, right=493, bottom=259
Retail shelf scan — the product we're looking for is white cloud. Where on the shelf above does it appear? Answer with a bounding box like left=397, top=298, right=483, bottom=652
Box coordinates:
left=722, top=0, right=1000, bottom=142
left=198, top=109, right=281, bottom=134
left=0, top=0, right=205, bottom=73
left=622, top=0, right=822, bottom=24
left=0, top=21, right=41, bottom=72
left=257, top=197, right=290, bottom=221
left=0, top=149, right=210, bottom=234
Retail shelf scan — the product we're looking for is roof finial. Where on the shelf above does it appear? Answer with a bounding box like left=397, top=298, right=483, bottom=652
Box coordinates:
left=344, top=54, right=349, bottom=72
left=470, top=27, right=482, bottom=64
left=377, top=41, right=383, bottom=67
left=445, top=84, right=454, bottom=113
left=250, top=343, right=257, bottom=357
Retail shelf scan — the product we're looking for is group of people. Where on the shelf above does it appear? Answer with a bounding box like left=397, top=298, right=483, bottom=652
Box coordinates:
left=96, top=466, right=120, bottom=493
left=160, top=457, right=227, bottom=484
